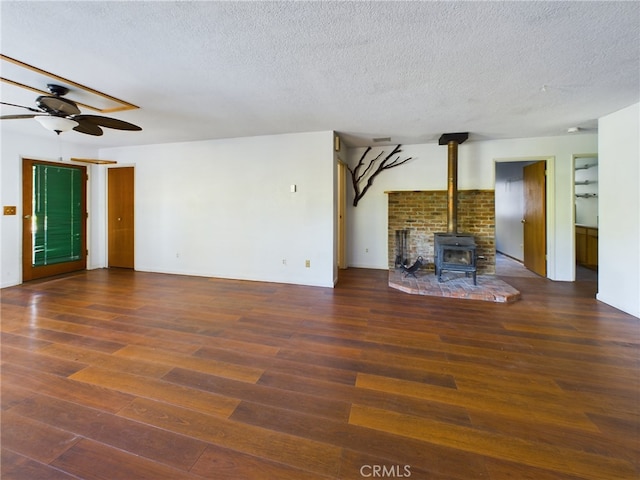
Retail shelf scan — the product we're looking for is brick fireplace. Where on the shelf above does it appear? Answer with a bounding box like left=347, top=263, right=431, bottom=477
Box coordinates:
left=387, top=190, right=496, bottom=274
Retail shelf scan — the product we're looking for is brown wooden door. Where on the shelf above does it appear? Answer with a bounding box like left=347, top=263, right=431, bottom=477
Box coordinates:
left=523, top=161, right=546, bottom=276
left=22, top=159, right=87, bottom=281
left=108, top=167, right=135, bottom=268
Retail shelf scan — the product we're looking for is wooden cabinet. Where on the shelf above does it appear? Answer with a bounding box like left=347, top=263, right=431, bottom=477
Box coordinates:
left=586, top=228, right=598, bottom=268
left=576, top=225, right=597, bottom=270
left=576, top=226, right=588, bottom=265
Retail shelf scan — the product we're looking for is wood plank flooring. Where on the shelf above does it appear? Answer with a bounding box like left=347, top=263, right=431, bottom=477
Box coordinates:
left=1, top=267, right=638, bottom=479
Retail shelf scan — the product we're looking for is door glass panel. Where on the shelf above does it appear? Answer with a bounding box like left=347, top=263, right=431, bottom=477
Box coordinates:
left=32, top=164, right=82, bottom=266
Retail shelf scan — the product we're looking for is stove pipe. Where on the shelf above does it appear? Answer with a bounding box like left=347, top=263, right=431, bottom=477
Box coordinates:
left=439, top=132, right=469, bottom=234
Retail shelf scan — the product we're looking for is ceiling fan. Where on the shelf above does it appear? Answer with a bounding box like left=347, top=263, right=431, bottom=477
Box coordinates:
left=0, top=84, right=142, bottom=136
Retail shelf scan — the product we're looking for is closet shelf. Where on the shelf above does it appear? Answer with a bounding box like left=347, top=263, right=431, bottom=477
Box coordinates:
left=575, top=163, right=597, bottom=171
left=575, top=193, right=598, bottom=198
left=575, top=180, right=596, bottom=185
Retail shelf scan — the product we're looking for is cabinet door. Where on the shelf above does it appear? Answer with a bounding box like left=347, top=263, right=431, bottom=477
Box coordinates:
left=586, top=228, right=598, bottom=268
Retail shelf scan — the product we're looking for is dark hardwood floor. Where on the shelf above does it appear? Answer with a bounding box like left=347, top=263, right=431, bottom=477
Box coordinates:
left=1, top=267, right=638, bottom=479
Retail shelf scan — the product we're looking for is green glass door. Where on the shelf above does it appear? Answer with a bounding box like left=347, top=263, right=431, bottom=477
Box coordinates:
left=22, top=159, right=87, bottom=281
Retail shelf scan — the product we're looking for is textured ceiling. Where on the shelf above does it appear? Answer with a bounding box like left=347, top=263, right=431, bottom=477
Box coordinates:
left=1, top=1, right=638, bottom=148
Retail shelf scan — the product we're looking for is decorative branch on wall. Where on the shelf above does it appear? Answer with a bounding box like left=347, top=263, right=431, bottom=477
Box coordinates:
left=348, top=144, right=412, bottom=206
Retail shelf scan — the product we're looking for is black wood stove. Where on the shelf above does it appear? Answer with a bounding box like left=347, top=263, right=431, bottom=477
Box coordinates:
left=434, top=233, right=477, bottom=285
left=434, top=132, right=478, bottom=285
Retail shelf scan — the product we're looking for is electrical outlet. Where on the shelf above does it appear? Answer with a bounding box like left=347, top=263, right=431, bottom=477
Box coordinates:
left=305, top=260, right=310, bottom=268
left=282, top=259, right=287, bottom=265
left=365, top=248, right=369, bottom=253
left=3, top=206, right=17, bottom=215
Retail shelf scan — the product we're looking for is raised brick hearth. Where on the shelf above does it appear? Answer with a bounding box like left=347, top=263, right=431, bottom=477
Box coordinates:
left=389, top=270, right=520, bottom=303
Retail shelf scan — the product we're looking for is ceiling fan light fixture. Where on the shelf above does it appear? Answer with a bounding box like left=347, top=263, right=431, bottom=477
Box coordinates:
left=35, top=116, right=79, bottom=133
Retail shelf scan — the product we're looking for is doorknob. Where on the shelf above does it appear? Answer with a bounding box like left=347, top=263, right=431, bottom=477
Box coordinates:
left=117, top=217, right=122, bottom=221
left=24, top=215, right=31, bottom=219
left=521, top=219, right=526, bottom=224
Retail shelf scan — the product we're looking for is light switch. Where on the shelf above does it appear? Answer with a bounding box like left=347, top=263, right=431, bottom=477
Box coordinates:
left=3, top=206, right=17, bottom=215
left=290, top=184, right=297, bottom=193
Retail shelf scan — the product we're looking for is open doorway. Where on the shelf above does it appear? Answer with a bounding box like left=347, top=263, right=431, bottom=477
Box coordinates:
left=573, top=154, right=599, bottom=282
left=494, top=159, right=547, bottom=278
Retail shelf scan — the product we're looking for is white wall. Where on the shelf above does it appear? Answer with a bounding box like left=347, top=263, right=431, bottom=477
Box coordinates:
left=346, top=134, right=598, bottom=281
left=0, top=130, right=99, bottom=287
left=597, top=103, right=640, bottom=318
left=100, top=131, right=336, bottom=288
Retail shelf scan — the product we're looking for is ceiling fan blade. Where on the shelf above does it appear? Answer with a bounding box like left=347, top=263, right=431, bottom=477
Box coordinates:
left=73, top=114, right=142, bottom=131
left=36, top=95, right=81, bottom=116
left=1, top=114, right=43, bottom=120
left=73, top=119, right=104, bottom=136
left=1, top=101, right=43, bottom=113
